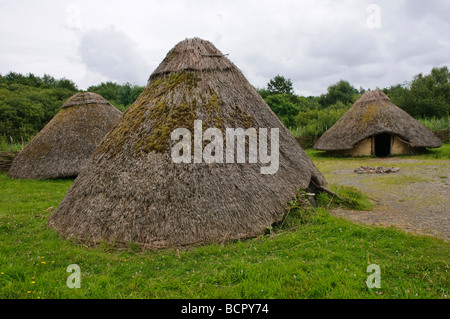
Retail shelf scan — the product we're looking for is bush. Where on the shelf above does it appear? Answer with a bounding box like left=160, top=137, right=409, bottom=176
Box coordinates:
left=293, top=102, right=350, bottom=136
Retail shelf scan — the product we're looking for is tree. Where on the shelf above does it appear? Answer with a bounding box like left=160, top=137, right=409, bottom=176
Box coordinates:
left=129, top=85, right=145, bottom=104
left=117, top=83, right=132, bottom=106
left=87, top=82, right=121, bottom=103
left=88, top=81, right=144, bottom=111
left=267, top=75, right=295, bottom=95
left=385, top=84, right=415, bottom=115
left=387, top=66, right=450, bottom=118
left=117, top=82, right=144, bottom=106
left=409, top=66, right=450, bottom=117
left=256, top=87, right=271, bottom=99
left=264, top=94, right=301, bottom=128
left=0, top=72, right=78, bottom=142
left=318, top=80, right=359, bottom=108
left=56, top=78, right=78, bottom=91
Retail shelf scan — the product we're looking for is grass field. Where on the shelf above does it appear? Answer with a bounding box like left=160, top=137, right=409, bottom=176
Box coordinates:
left=307, top=142, right=450, bottom=161
left=0, top=148, right=449, bottom=299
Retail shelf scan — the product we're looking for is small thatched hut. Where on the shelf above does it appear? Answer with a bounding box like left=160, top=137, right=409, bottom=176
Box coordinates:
left=7, top=92, right=122, bottom=179
left=313, top=90, right=442, bottom=156
left=48, top=37, right=328, bottom=249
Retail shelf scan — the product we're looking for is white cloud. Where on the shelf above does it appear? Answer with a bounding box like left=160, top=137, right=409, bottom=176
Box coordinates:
left=0, top=0, right=448, bottom=95
left=78, top=26, right=151, bottom=85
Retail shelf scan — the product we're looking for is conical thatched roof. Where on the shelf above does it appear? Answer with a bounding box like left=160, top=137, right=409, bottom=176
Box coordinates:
left=7, top=92, right=122, bottom=179
left=48, top=38, right=327, bottom=249
left=314, top=90, right=442, bottom=151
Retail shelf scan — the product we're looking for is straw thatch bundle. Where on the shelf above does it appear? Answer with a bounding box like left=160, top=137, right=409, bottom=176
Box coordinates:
left=314, top=90, right=442, bottom=152
left=7, top=92, right=122, bottom=179
left=48, top=38, right=327, bottom=249
left=0, top=152, right=17, bottom=173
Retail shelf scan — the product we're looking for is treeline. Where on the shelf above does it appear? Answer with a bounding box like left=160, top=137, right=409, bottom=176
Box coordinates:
left=258, top=76, right=362, bottom=136
left=385, top=66, right=450, bottom=118
left=0, top=72, right=78, bottom=142
left=87, top=82, right=144, bottom=112
left=0, top=72, right=143, bottom=142
left=259, top=66, right=450, bottom=137
left=1, top=66, right=449, bottom=145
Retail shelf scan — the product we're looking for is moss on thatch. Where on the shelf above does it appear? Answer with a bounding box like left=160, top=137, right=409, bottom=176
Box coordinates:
left=314, top=90, right=442, bottom=152
left=7, top=92, right=122, bottom=179
left=48, top=38, right=328, bottom=249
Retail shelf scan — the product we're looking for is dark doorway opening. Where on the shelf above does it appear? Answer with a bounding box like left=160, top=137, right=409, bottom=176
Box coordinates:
left=374, top=133, right=391, bottom=157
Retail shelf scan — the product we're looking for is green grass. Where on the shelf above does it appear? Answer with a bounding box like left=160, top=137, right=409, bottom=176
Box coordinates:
left=368, top=175, right=430, bottom=186
left=0, top=173, right=448, bottom=299
left=317, top=186, right=374, bottom=211
left=307, top=143, right=450, bottom=160
left=417, top=117, right=449, bottom=132
left=416, top=143, right=450, bottom=159
left=0, top=139, right=31, bottom=152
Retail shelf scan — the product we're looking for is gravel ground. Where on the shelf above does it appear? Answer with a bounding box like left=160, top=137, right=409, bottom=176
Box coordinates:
left=322, top=157, right=450, bottom=241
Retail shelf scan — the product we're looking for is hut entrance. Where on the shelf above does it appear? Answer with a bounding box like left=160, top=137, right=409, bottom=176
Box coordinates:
left=374, top=133, right=391, bottom=157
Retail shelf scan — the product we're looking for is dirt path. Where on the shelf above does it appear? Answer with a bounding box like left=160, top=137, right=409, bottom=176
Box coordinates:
left=316, top=157, right=450, bottom=241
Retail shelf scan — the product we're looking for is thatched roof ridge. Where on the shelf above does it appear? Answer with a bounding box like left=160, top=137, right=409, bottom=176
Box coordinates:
left=314, top=90, right=442, bottom=151
left=149, top=37, right=235, bottom=80
left=7, top=92, right=122, bottom=179
left=48, top=38, right=328, bottom=249
left=61, top=92, right=112, bottom=109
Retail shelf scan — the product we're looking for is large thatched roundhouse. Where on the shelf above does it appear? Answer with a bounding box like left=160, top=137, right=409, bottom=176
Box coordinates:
left=314, top=90, right=442, bottom=156
left=48, top=37, right=328, bottom=249
left=7, top=92, right=122, bottom=179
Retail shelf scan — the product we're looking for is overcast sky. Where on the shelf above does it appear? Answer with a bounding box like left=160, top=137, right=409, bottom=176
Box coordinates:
left=0, top=0, right=449, bottom=96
